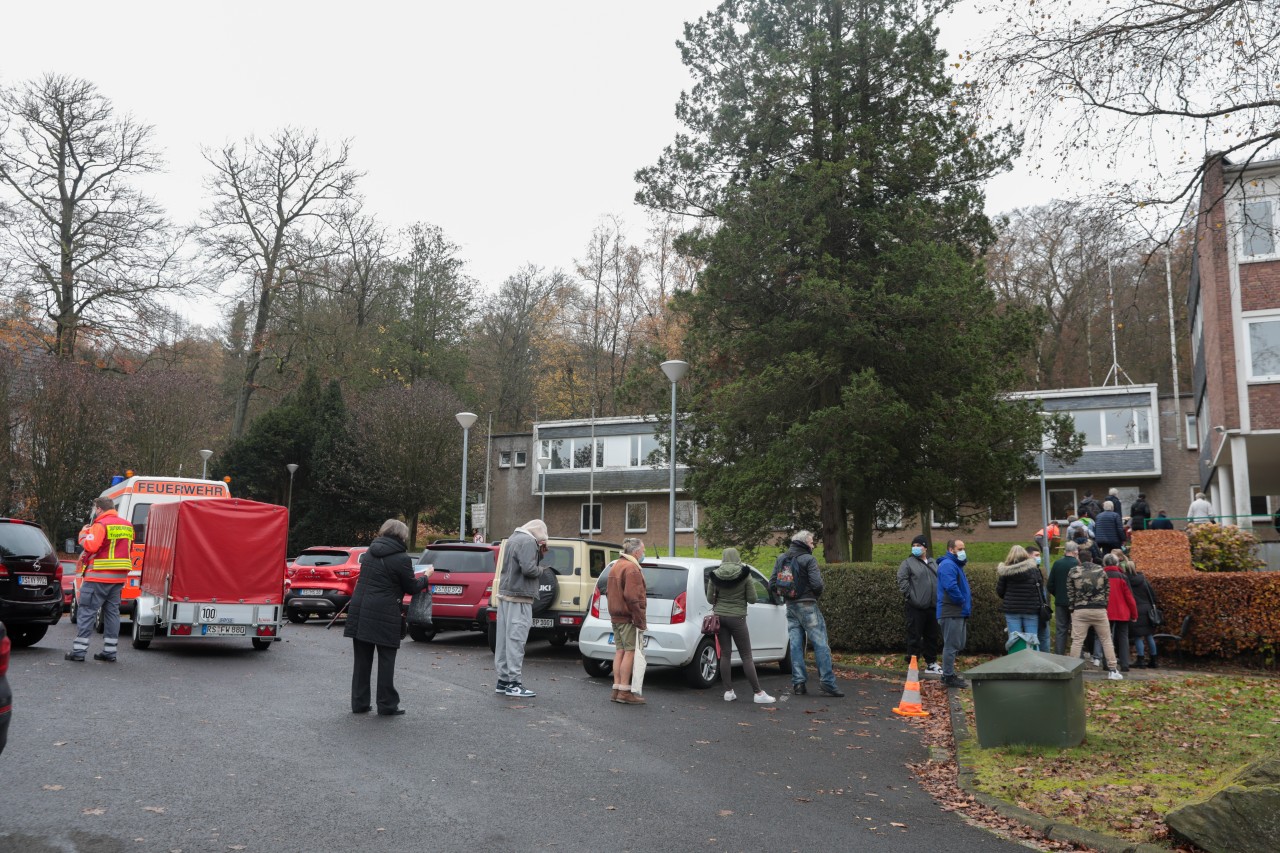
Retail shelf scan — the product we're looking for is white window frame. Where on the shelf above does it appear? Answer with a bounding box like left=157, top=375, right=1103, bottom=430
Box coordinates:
left=513, top=451, right=527, bottom=467
left=1238, top=195, right=1278, bottom=261
left=1048, top=489, right=1078, bottom=523
left=498, top=451, right=512, bottom=468
left=580, top=502, right=602, bottom=534
left=987, top=500, right=1018, bottom=528
left=930, top=509, right=959, bottom=529
left=624, top=501, right=648, bottom=533
left=1243, top=313, right=1280, bottom=382
left=1070, top=407, right=1154, bottom=449
left=1185, top=414, right=1199, bottom=450
left=674, top=500, right=696, bottom=533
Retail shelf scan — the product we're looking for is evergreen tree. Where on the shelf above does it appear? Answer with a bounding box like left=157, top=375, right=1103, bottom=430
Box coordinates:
left=638, top=0, right=1059, bottom=559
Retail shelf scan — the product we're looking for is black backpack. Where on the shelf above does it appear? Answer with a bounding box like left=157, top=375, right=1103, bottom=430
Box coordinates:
left=772, top=555, right=800, bottom=600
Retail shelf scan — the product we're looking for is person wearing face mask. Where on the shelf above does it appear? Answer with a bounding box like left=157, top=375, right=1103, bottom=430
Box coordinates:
left=896, top=535, right=942, bottom=675
left=996, top=545, right=1049, bottom=653
left=935, top=539, right=972, bottom=688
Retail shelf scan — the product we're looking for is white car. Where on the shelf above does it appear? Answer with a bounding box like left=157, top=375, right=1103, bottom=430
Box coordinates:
left=579, top=557, right=791, bottom=689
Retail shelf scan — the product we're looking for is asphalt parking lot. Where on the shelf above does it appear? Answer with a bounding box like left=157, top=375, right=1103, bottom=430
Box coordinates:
left=1, top=618, right=1029, bottom=852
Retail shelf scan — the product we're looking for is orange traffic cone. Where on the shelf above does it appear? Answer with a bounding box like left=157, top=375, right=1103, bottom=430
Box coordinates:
left=891, top=655, right=930, bottom=717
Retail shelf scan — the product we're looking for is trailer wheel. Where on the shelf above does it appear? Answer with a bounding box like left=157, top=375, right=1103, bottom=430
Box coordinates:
left=132, top=618, right=152, bottom=650
left=251, top=638, right=272, bottom=651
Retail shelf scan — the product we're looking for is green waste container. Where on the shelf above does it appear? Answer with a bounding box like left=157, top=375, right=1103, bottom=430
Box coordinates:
left=965, top=650, right=1086, bottom=748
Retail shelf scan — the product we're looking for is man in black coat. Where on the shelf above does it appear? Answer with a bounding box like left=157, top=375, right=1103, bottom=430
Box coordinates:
left=344, top=519, right=428, bottom=716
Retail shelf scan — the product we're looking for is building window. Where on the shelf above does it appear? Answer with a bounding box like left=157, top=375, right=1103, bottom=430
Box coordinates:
left=877, top=501, right=904, bottom=529
left=1069, top=408, right=1152, bottom=448
left=580, top=503, right=602, bottom=534
left=625, top=502, right=648, bottom=533
left=1049, top=489, right=1077, bottom=522
left=513, top=451, right=526, bottom=467
left=1185, top=414, right=1198, bottom=450
left=988, top=500, right=1017, bottom=527
left=931, top=508, right=959, bottom=529
left=1242, top=198, right=1275, bottom=258
left=1245, top=317, right=1280, bottom=380
left=498, top=451, right=512, bottom=468
left=1250, top=496, right=1271, bottom=519
left=674, top=500, right=696, bottom=532
left=631, top=433, right=662, bottom=467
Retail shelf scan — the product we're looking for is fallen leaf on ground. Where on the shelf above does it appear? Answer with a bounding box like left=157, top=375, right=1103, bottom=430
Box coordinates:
left=82, top=807, right=106, bottom=815
left=42, top=784, right=64, bottom=791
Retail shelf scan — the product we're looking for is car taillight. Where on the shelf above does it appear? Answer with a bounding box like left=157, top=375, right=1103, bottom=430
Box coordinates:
left=0, top=632, right=10, bottom=677
left=54, top=562, right=63, bottom=583
left=671, top=591, right=687, bottom=624
left=484, top=583, right=493, bottom=595
left=335, top=570, right=352, bottom=577
left=589, top=587, right=602, bottom=619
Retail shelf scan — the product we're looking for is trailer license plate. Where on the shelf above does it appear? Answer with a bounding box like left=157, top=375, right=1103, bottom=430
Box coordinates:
left=432, top=585, right=463, bottom=595
left=18, top=575, right=48, bottom=586
left=532, top=618, right=554, bottom=628
left=299, top=589, right=323, bottom=596
left=202, top=625, right=247, bottom=636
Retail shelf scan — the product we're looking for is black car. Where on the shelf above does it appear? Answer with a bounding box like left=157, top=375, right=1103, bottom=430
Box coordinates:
left=0, top=518, right=64, bottom=647
left=0, top=621, right=11, bottom=755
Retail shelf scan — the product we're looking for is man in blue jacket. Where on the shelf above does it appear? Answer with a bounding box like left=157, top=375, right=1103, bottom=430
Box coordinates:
left=936, top=538, right=972, bottom=689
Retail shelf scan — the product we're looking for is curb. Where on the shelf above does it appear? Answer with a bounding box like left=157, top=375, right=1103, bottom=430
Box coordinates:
left=946, top=691, right=1167, bottom=853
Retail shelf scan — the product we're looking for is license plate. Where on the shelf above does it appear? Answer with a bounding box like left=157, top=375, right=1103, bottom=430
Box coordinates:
left=531, top=618, right=554, bottom=628
left=18, top=575, right=48, bottom=586
left=299, top=589, right=323, bottom=596
left=606, top=633, right=651, bottom=648
left=202, top=625, right=247, bottom=636
left=432, top=585, right=463, bottom=595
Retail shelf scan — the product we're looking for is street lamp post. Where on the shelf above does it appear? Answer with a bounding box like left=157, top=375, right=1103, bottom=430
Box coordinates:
left=659, top=360, right=689, bottom=558
left=538, top=455, right=551, bottom=521
left=456, top=412, right=478, bottom=540
left=286, top=463, right=299, bottom=517
left=199, top=449, right=213, bottom=480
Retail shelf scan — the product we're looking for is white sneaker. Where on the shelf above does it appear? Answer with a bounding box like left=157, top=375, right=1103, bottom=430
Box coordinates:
left=1091, top=658, right=1102, bottom=668
left=724, top=690, right=737, bottom=702
left=1108, top=669, right=1124, bottom=681
left=753, top=691, right=775, bottom=704
left=925, top=663, right=943, bottom=675
left=504, top=683, right=536, bottom=697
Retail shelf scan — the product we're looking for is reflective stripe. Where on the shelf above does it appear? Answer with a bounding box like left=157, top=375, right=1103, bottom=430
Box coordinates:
left=90, top=559, right=132, bottom=571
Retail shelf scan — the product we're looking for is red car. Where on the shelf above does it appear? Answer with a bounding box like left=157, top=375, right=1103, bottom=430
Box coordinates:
left=59, top=560, right=77, bottom=612
left=406, top=542, right=499, bottom=642
left=283, top=546, right=367, bottom=624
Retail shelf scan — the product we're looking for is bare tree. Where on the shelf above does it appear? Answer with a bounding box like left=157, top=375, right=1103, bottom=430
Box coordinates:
left=198, top=128, right=361, bottom=438
left=0, top=74, right=188, bottom=359
left=392, top=222, right=476, bottom=384
left=117, top=367, right=225, bottom=478
left=974, top=0, right=1280, bottom=218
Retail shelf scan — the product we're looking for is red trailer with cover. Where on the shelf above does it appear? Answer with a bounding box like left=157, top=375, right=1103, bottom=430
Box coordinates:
left=133, top=499, right=287, bottom=651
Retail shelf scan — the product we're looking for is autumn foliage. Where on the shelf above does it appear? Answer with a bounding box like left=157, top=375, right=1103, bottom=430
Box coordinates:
left=1130, top=530, right=1279, bottom=660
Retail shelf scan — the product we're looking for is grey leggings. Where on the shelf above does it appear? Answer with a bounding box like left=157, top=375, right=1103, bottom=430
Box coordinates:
left=716, top=615, right=762, bottom=693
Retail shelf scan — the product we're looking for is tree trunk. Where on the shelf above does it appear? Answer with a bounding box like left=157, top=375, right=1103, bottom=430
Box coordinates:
left=820, top=477, right=850, bottom=562
left=848, top=494, right=875, bottom=562
left=231, top=268, right=275, bottom=439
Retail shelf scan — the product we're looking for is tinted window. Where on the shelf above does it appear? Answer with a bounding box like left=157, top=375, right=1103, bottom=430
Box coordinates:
left=542, top=545, right=575, bottom=576
left=417, top=548, right=496, bottom=573
left=0, top=523, right=54, bottom=558
left=295, top=550, right=352, bottom=567
left=131, top=503, right=152, bottom=545
left=589, top=549, right=606, bottom=578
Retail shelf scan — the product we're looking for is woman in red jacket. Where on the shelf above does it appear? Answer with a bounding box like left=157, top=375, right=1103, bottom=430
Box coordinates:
left=1094, top=554, right=1138, bottom=671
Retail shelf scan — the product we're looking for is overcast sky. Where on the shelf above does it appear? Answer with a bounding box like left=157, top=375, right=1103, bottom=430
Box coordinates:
left=2, top=0, right=1057, bottom=320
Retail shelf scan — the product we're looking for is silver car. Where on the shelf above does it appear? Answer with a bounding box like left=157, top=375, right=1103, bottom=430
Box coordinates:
left=578, top=557, right=791, bottom=689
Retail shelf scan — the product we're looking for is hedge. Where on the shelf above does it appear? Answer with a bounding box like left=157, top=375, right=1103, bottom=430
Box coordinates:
left=818, top=562, right=1009, bottom=655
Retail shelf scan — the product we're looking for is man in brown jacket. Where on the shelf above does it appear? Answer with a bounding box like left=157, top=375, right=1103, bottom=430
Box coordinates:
left=606, top=538, right=648, bottom=705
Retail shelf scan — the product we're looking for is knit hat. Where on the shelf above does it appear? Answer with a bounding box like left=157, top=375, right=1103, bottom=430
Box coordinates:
left=910, top=534, right=928, bottom=547
left=721, top=547, right=741, bottom=564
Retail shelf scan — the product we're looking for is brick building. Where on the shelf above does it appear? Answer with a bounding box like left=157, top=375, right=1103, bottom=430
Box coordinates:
left=1187, top=154, right=1280, bottom=534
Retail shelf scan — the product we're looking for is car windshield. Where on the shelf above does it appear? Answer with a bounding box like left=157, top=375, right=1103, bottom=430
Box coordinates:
left=417, top=549, right=494, bottom=573
left=596, top=563, right=689, bottom=599
left=294, top=550, right=351, bottom=567
left=0, top=523, right=54, bottom=559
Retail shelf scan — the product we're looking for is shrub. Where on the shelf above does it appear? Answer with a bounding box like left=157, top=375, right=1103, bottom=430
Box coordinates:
left=1187, top=524, right=1265, bottom=573
left=819, top=562, right=1009, bottom=655
left=1149, top=573, right=1280, bottom=659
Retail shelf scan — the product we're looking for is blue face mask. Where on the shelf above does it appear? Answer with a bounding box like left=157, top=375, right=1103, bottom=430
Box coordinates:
left=911, top=546, right=924, bottom=558
left=1035, top=555, right=1042, bottom=566
left=956, top=550, right=967, bottom=563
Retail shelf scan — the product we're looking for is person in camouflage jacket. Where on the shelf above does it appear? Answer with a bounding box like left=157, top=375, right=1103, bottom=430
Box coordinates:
left=1067, top=556, right=1123, bottom=679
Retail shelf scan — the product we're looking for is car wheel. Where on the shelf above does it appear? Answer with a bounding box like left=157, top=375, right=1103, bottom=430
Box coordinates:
left=94, top=607, right=105, bottom=634
left=582, top=656, right=613, bottom=678
left=486, top=620, right=497, bottom=652
left=69, top=595, right=78, bottom=623
left=408, top=625, right=436, bottom=643
left=683, top=636, right=720, bottom=689
left=532, top=566, right=558, bottom=615
left=287, top=611, right=310, bottom=624
left=548, top=632, right=569, bottom=647
left=251, top=638, right=272, bottom=651
left=132, top=617, right=151, bottom=650
left=5, top=623, right=48, bottom=648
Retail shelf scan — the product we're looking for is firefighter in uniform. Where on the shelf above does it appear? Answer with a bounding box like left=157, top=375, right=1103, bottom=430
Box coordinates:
left=67, top=497, right=135, bottom=662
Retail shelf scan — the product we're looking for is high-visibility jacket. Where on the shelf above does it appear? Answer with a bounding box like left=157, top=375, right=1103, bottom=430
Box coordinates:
left=79, top=510, right=134, bottom=584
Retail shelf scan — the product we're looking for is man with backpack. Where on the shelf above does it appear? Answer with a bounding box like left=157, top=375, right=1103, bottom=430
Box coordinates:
left=770, top=531, right=844, bottom=698
left=1077, top=491, right=1103, bottom=521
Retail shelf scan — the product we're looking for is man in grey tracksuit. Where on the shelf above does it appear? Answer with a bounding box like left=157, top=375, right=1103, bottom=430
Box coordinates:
left=494, top=519, right=548, bottom=698
left=896, top=534, right=942, bottom=675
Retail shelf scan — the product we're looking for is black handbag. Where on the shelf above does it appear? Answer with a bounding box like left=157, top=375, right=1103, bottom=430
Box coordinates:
left=1148, top=604, right=1164, bottom=627
left=1036, top=574, right=1052, bottom=624
left=407, top=588, right=433, bottom=627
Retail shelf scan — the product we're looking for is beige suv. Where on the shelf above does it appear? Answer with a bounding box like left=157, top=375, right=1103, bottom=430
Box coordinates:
left=485, top=537, right=621, bottom=649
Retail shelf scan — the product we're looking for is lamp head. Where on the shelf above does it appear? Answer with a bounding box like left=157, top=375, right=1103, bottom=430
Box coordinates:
left=660, top=360, right=689, bottom=383
left=537, top=455, right=551, bottom=471
left=456, top=411, right=478, bottom=430
left=286, top=463, right=299, bottom=474
left=199, top=449, right=213, bottom=462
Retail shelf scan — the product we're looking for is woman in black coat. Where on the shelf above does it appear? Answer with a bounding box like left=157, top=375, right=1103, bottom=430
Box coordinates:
left=343, top=519, right=428, bottom=715
left=1126, top=564, right=1162, bottom=668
